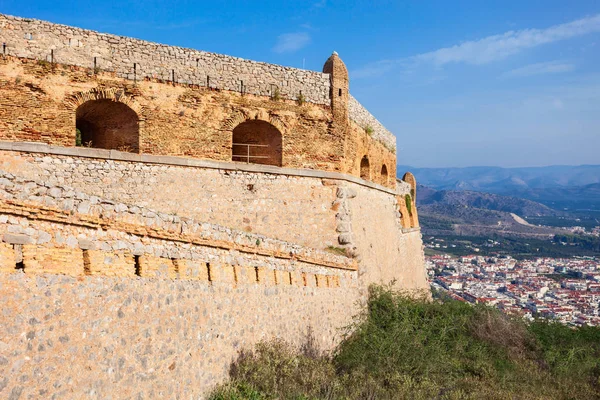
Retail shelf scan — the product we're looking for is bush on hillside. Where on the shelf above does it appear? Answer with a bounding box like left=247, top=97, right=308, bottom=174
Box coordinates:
left=209, top=285, right=600, bottom=400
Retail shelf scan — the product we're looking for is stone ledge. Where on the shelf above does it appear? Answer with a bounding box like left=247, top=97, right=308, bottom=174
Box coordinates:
left=0, top=197, right=357, bottom=271
left=402, top=227, right=421, bottom=234
left=0, top=141, right=402, bottom=195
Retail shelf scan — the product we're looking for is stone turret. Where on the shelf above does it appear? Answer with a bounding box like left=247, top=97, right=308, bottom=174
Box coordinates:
left=323, top=51, right=349, bottom=125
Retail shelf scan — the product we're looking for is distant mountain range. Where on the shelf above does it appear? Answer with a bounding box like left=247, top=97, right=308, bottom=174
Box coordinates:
left=399, top=165, right=600, bottom=211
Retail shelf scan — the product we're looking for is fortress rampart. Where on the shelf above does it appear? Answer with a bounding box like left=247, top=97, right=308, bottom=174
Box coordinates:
left=0, top=14, right=427, bottom=398
left=0, top=13, right=395, bottom=151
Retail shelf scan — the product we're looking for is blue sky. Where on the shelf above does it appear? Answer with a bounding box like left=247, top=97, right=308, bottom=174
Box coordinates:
left=2, top=0, right=600, bottom=168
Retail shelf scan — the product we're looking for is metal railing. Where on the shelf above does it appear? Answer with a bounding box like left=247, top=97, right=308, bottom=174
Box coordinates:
left=232, top=143, right=270, bottom=163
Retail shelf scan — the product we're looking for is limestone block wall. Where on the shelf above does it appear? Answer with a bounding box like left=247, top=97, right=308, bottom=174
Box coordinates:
left=0, top=169, right=354, bottom=272
left=0, top=144, right=421, bottom=281
left=0, top=149, right=365, bottom=398
left=0, top=150, right=340, bottom=250
left=0, top=14, right=330, bottom=104
left=348, top=183, right=427, bottom=289
left=0, top=208, right=356, bottom=287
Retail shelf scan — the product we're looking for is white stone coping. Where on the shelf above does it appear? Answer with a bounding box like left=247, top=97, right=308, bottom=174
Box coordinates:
left=0, top=141, right=405, bottom=195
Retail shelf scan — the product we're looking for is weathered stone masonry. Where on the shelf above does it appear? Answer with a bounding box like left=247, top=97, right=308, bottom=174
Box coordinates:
left=0, top=13, right=396, bottom=156
left=0, top=13, right=427, bottom=398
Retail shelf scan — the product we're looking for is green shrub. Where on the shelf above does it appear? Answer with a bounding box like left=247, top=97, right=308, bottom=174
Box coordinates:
left=364, top=125, right=374, bottom=135
left=210, top=286, right=600, bottom=400
left=37, top=59, right=52, bottom=68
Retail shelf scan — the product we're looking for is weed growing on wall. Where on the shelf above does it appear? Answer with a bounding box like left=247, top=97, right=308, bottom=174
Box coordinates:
left=405, top=194, right=413, bottom=216
left=37, top=59, right=51, bottom=68
left=271, top=87, right=281, bottom=101
left=325, top=245, right=347, bottom=257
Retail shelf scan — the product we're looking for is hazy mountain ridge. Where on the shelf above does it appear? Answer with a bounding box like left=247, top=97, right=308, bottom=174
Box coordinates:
left=400, top=165, right=600, bottom=190
left=401, top=165, right=600, bottom=211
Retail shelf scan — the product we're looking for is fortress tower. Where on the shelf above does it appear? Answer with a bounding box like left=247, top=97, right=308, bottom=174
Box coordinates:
left=0, top=13, right=427, bottom=398
left=323, top=51, right=349, bottom=125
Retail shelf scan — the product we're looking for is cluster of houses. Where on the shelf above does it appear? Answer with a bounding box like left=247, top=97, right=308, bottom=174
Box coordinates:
left=428, top=255, right=600, bottom=326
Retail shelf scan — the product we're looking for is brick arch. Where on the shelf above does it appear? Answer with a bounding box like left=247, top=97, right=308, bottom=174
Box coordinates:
left=360, top=155, right=370, bottom=180
left=67, top=89, right=143, bottom=153
left=65, top=88, right=144, bottom=116
left=380, top=164, right=389, bottom=186
left=222, top=111, right=286, bottom=134
left=231, top=120, right=283, bottom=167
left=402, top=172, right=417, bottom=198
left=402, top=171, right=419, bottom=228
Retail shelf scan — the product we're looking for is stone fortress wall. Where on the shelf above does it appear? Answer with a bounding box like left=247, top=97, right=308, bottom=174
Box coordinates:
left=0, top=13, right=427, bottom=398
left=0, top=13, right=396, bottom=151
left=0, top=144, right=426, bottom=398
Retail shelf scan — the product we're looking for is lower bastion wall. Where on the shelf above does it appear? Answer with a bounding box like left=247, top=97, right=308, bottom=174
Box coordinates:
left=0, top=144, right=426, bottom=398
left=1, top=275, right=358, bottom=399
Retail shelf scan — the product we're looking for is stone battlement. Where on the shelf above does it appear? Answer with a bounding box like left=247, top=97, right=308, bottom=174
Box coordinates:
left=0, top=13, right=396, bottom=150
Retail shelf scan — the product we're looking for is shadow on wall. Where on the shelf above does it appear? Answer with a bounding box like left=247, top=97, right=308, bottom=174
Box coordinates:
left=381, top=164, right=388, bottom=186
left=75, top=99, right=140, bottom=152
left=231, top=120, right=283, bottom=167
left=360, top=155, right=370, bottom=180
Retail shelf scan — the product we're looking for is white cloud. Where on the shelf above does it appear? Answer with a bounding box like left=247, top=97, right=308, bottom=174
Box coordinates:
left=503, top=61, right=576, bottom=78
left=352, top=14, right=600, bottom=78
left=273, top=32, right=311, bottom=53
left=416, top=14, right=600, bottom=66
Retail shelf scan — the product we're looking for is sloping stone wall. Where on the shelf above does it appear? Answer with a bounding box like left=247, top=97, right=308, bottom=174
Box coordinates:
left=348, top=94, right=396, bottom=152
left=0, top=158, right=361, bottom=396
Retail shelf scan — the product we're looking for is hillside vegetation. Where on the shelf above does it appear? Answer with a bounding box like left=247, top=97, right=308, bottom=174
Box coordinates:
left=417, top=188, right=561, bottom=239
left=210, top=286, right=600, bottom=400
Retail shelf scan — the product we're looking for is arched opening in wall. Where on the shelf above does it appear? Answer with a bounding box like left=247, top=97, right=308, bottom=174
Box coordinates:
left=360, top=155, right=370, bottom=180
left=381, top=164, right=388, bottom=185
left=232, top=120, right=282, bottom=167
left=75, top=100, right=140, bottom=152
